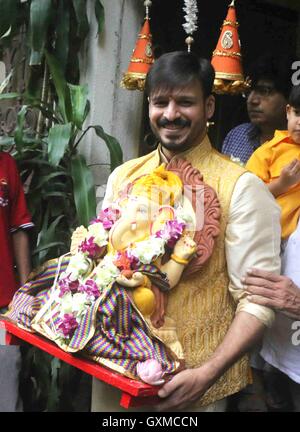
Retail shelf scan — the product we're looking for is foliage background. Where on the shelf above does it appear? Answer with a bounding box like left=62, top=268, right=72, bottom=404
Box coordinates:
left=0, top=0, right=123, bottom=411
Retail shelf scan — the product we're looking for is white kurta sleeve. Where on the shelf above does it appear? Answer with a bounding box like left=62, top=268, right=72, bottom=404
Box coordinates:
left=226, top=172, right=281, bottom=327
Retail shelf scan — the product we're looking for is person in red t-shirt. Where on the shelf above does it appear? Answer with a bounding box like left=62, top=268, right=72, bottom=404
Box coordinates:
left=0, top=151, right=33, bottom=411
left=0, top=152, right=33, bottom=306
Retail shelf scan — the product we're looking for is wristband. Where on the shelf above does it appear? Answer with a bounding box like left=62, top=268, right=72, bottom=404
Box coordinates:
left=170, top=254, right=189, bottom=266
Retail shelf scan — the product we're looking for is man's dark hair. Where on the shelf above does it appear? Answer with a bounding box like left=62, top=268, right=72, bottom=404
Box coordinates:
left=288, top=84, right=300, bottom=109
left=248, top=54, right=295, bottom=99
left=145, top=51, right=215, bottom=99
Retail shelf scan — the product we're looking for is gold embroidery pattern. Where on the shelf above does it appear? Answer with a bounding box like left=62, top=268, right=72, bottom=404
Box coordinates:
left=130, top=57, right=154, bottom=64
left=213, top=50, right=242, bottom=58
left=222, top=19, right=239, bottom=28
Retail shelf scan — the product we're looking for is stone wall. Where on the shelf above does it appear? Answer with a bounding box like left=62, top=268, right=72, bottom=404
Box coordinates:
left=80, top=0, right=145, bottom=208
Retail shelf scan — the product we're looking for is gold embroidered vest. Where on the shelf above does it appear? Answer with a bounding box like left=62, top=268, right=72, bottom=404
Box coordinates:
left=112, top=136, right=251, bottom=407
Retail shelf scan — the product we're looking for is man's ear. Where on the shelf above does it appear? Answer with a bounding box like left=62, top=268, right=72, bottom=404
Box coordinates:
left=205, top=95, right=215, bottom=120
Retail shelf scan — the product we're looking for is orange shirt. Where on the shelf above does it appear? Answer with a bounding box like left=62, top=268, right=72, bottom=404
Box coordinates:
left=246, top=130, right=300, bottom=239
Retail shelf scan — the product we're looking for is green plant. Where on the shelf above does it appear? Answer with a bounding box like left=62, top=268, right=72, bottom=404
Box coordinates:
left=1, top=53, right=123, bottom=266
left=0, top=0, right=122, bottom=263
left=0, top=0, right=123, bottom=411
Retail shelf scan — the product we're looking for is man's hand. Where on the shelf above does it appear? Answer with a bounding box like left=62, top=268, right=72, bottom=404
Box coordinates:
left=156, top=311, right=265, bottom=411
left=156, top=367, right=212, bottom=411
left=243, top=268, right=300, bottom=319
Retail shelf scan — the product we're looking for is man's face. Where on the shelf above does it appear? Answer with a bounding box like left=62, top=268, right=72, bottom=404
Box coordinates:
left=148, top=80, right=215, bottom=154
left=247, top=79, right=287, bottom=129
left=287, top=105, right=300, bottom=144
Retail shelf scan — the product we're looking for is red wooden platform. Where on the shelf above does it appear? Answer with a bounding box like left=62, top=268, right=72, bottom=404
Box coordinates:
left=0, top=317, right=160, bottom=409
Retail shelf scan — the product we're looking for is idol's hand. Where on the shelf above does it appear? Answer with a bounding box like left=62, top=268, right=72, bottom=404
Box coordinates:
left=173, top=235, right=196, bottom=260
left=116, top=271, right=145, bottom=288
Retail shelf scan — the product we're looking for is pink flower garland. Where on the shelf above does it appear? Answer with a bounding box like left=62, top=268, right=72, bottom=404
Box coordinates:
left=91, top=207, right=121, bottom=230
left=155, top=219, right=186, bottom=248
left=57, top=313, right=79, bottom=338
left=79, top=236, right=106, bottom=259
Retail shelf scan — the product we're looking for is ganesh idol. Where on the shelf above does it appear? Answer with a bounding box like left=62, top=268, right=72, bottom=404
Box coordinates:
left=5, top=161, right=221, bottom=385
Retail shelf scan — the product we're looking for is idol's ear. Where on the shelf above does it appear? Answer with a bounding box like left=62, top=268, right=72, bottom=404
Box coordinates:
left=150, top=205, right=175, bottom=235
left=117, top=195, right=131, bottom=211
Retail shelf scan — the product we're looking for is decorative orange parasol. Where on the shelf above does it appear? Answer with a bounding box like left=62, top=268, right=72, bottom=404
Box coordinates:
left=211, top=0, right=250, bottom=94
left=120, top=1, right=154, bottom=91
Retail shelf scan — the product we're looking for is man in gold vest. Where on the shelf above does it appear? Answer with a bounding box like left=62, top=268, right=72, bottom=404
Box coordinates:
left=92, top=51, right=281, bottom=412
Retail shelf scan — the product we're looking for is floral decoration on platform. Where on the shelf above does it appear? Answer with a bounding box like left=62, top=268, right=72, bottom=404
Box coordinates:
left=54, top=204, right=190, bottom=341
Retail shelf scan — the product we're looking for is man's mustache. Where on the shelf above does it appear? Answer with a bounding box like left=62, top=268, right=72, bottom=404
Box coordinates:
left=157, top=117, right=191, bottom=127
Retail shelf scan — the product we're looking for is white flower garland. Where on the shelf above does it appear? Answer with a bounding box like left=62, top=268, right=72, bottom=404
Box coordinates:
left=182, top=0, right=198, bottom=52
left=51, top=204, right=191, bottom=341
left=182, top=0, right=198, bottom=35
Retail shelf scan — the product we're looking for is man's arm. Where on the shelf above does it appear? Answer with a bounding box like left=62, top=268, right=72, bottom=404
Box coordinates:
left=225, top=173, right=281, bottom=326
left=244, top=268, right=300, bottom=319
left=157, top=311, right=264, bottom=411
left=12, top=229, right=31, bottom=286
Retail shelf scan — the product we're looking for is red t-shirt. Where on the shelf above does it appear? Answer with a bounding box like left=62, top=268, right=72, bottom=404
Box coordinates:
left=0, top=152, right=33, bottom=307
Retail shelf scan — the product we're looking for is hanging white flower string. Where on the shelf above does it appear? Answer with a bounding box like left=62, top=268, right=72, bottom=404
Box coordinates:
left=182, top=0, right=198, bottom=52
left=144, top=0, right=152, bottom=19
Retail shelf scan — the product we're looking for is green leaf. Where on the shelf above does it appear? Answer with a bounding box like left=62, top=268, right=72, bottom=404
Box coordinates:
left=32, top=242, right=65, bottom=255
left=47, top=357, right=61, bottom=412
left=26, top=190, right=42, bottom=221
left=0, top=69, right=13, bottom=93
left=29, top=51, right=42, bottom=66
left=95, top=0, right=105, bottom=35
left=47, top=123, right=72, bottom=166
left=67, top=83, right=88, bottom=129
left=32, top=350, right=52, bottom=400
left=72, top=0, right=89, bottom=40
left=33, top=171, right=68, bottom=190
left=36, top=214, right=65, bottom=261
left=45, top=51, right=69, bottom=122
left=24, top=158, right=54, bottom=167
left=0, top=136, right=14, bottom=146
left=29, top=0, right=52, bottom=65
left=0, top=0, right=18, bottom=38
left=0, top=92, right=20, bottom=100
left=70, top=154, right=96, bottom=227
left=26, top=67, right=43, bottom=100
left=92, top=125, right=123, bottom=171
left=14, top=105, right=28, bottom=154
left=54, top=0, right=70, bottom=73
left=43, top=191, right=69, bottom=199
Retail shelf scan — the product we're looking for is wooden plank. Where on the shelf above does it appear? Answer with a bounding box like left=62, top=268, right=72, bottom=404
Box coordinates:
left=0, top=317, right=159, bottom=407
